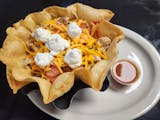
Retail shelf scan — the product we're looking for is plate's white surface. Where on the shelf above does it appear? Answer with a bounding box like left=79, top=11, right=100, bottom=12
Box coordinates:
left=28, top=26, right=160, bottom=120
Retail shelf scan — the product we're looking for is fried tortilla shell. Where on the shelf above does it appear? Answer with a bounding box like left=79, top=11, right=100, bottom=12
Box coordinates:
left=7, top=66, right=74, bottom=104
left=73, top=3, right=114, bottom=22
left=44, top=3, right=114, bottom=21
left=0, top=3, right=124, bottom=104
left=6, top=67, right=30, bottom=94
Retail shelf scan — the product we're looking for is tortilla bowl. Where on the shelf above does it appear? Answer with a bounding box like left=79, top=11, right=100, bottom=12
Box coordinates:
left=0, top=3, right=124, bottom=104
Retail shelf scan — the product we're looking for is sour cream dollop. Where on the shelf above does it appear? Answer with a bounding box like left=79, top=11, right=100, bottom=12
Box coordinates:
left=67, top=22, right=82, bottom=38
left=34, top=52, right=53, bottom=68
left=45, top=34, right=70, bottom=56
left=32, top=27, right=51, bottom=42
left=64, top=48, right=82, bottom=69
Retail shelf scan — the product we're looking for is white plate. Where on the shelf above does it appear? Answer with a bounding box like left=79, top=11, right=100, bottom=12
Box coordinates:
left=27, top=26, right=160, bottom=120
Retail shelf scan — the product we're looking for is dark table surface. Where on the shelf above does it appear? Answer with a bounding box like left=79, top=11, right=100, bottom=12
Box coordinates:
left=0, top=0, right=160, bottom=120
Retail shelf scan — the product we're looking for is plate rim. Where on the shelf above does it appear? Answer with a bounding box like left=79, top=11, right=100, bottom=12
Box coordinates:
left=117, top=25, right=160, bottom=119
left=27, top=25, right=160, bottom=120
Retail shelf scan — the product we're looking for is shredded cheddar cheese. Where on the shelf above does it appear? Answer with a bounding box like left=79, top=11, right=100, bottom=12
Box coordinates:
left=24, top=18, right=108, bottom=82
left=53, top=60, right=63, bottom=73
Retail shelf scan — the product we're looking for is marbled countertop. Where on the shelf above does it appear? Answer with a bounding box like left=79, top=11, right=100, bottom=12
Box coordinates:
left=0, top=0, right=159, bottom=120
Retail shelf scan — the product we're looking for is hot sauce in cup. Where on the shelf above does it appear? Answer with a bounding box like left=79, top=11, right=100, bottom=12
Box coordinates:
left=111, top=60, right=140, bottom=85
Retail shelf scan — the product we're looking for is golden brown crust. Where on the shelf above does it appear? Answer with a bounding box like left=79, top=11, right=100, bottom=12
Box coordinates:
left=6, top=67, right=30, bottom=94
left=0, top=3, right=124, bottom=104
left=74, top=3, right=114, bottom=22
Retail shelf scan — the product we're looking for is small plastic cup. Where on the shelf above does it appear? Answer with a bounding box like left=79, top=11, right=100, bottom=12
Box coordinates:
left=111, top=59, right=140, bottom=85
